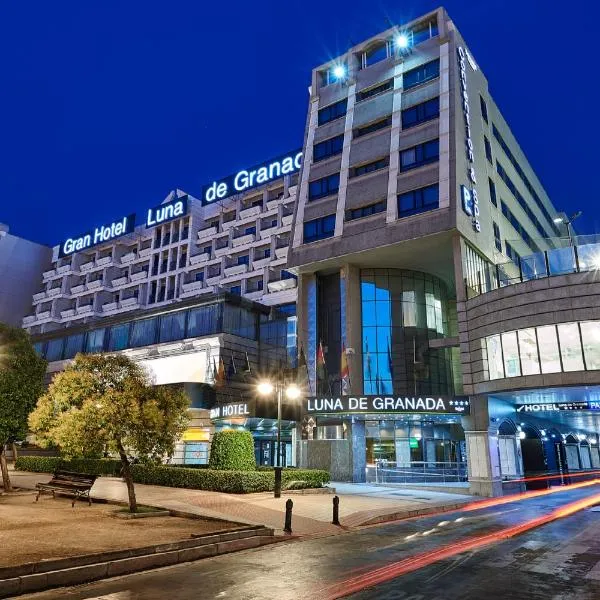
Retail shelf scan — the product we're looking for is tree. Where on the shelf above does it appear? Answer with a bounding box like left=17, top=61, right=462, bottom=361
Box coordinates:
left=0, top=323, right=47, bottom=491
left=29, top=354, right=189, bottom=512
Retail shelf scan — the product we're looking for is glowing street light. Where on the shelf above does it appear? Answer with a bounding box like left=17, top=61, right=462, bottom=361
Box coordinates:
left=554, top=210, right=582, bottom=247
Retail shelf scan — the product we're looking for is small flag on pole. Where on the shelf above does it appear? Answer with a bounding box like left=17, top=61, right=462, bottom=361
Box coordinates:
left=341, top=343, right=350, bottom=395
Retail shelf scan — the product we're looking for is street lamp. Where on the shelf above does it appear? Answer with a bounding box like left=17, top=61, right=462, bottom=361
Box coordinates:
left=257, top=380, right=302, bottom=498
left=554, top=211, right=582, bottom=247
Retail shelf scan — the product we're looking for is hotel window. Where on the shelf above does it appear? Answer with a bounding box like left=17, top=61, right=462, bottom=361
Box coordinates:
left=313, top=135, right=344, bottom=162
left=108, top=323, right=130, bottom=351
left=346, top=200, right=386, bottom=221
left=308, top=173, right=340, bottom=200
left=187, top=304, right=220, bottom=338
left=536, top=325, right=562, bottom=373
left=401, top=97, right=440, bottom=129
left=351, top=157, right=388, bottom=178
left=505, top=241, right=520, bottom=265
left=580, top=321, right=600, bottom=369
left=361, top=42, right=390, bottom=68
left=130, top=317, right=158, bottom=348
left=488, top=177, right=497, bottom=207
left=558, top=323, right=585, bottom=371
left=400, top=139, right=439, bottom=171
left=493, top=222, right=502, bottom=252
left=480, top=95, right=488, bottom=123
left=356, top=79, right=393, bottom=102
left=159, top=312, right=186, bottom=343
left=237, top=255, right=249, bottom=265
left=85, top=328, right=106, bottom=354
left=397, top=183, right=439, bottom=218
left=501, top=331, right=521, bottom=377
left=303, top=214, right=336, bottom=243
left=46, top=338, right=64, bottom=362
left=518, top=329, right=540, bottom=375
left=355, top=116, right=392, bottom=138
left=484, top=136, right=493, bottom=163
left=403, top=59, right=440, bottom=90
left=229, top=285, right=241, bottom=296
left=318, top=98, right=348, bottom=126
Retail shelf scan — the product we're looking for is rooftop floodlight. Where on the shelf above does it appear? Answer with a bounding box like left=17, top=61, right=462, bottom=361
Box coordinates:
left=332, top=64, right=346, bottom=80
left=395, top=32, right=410, bottom=49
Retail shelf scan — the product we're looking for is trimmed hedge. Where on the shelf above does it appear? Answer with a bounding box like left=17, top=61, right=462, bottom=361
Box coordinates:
left=209, top=430, right=256, bottom=471
left=15, top=456, right=122, bottom=476
left=131, top=465, right=330, bottom=493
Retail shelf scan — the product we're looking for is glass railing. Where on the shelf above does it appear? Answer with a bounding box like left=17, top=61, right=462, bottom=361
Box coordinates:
left=466, top=235, right=600, bottom=299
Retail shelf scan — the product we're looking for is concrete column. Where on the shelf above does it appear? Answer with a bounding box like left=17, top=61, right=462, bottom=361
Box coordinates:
left=297, top=272, right=318, bottom=394
left=340, top=264, right=362, bottom=395
left=347, top=418, right=366, bottom=483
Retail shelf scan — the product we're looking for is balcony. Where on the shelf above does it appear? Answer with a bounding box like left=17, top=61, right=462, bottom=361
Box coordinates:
left=266, top=199, right=281, bottom=211
left=87, top=279, right=103, bottom=291
left=252, top=256, right=271, bottom=270
left=198, top=226, right=218, bottom=241
left=121, top=296, right=139, bottom=308
left=120, top=251, right=136, bottom=264
left=182, top=280, right=205, bottom=294
left=189, top=253, right=209, bottom=266
left=215, top=244, right=230, bottom=258
left=76, top=304, right=94, bottom=315
left=222, top=218, right=237, bottom=231
left=224, top=263, right=248, bottom=277
left=71, top=284, right=87, bottom=295
left=37, top=310, right=52, bottom=320
left=111, top=275, right=128, bottom=287
left=239, top=205, right=261, bottom=220
left=42, top=269, right=57, bottom=281
left=22, top=315, right=36, bottom=326
left=96, top=256, right=113, bottom=268
left=57, top=264, right=72, bottom=275
left=180, top=283, right=215, bottom=299
left=287, top=185, right=298, bottom=197
left=80, top=260, right=95, bottom=272
left=33, top=291, right=46, bottom=302
left=139, top=247, right=153, bottom=258
left=267, top=277, right=297, bottom=293
left=102, top=301, right=119, bottom=314
left=260, top=224, right=278, bottom=239
left=60, top=308, right=76, bottom=319
left=232, top=233, right=255, bottom=248
left=275, top=246, right=289, bottom=260
left=281, top=214, right=293, bottom=226
left=206, top=274, right=222, bottom=286
left=47, top=286, right=63, bottom=297
left=130, top=270, right=148, bottom=282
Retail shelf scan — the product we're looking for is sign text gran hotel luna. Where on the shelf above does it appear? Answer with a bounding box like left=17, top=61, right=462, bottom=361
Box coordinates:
left=305, top=396, right=470, bottom=415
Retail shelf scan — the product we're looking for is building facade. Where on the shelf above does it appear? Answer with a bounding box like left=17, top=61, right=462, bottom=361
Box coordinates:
left=0, top=224, right=52, bottom=327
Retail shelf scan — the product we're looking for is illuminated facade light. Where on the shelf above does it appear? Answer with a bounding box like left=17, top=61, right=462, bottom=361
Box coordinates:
left=395, top=33, right=410, bottom=49
left=332, top=64, right=346, bottom=80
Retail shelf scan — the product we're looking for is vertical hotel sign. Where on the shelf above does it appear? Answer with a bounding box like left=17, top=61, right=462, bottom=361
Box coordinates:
left=457, top=46, right=480, bottom=233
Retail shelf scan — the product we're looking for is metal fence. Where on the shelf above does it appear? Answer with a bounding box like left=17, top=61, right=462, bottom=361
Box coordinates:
left=367, top=460, right=468, bottom=484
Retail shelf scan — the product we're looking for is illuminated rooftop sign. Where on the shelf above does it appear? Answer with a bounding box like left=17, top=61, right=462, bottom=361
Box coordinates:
left=202, top=149, right=302, bottom=204
left=146, top=196, right=188, bottom=228
left=58, top=214, right=136, bottom=258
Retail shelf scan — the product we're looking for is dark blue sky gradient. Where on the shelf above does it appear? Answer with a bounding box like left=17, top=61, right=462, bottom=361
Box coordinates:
left=1, top=0, right=598, bottom=245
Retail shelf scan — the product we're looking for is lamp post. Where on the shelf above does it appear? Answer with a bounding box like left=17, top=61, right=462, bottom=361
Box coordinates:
left=554, top=211, right=582, bottom=247
left=257, top=380, right=301, bottom=498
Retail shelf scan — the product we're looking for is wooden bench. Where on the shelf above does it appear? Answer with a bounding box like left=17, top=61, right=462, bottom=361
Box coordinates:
left=36, top=470, right=97, bottom=507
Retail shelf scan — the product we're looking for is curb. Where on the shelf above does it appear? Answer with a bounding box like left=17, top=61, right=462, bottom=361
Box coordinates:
left=0, top=526, right=276, bottom=598
left=355, top=501, right=470, bottom=527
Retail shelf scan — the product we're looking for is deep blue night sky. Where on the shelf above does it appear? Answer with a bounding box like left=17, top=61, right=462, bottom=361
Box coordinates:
left=1, top=0, right=598, bottom=246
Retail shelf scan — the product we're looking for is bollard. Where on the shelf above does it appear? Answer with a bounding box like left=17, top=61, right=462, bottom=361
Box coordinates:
left=284, top=498, right=293, bottom=533
left=332, top=495, right=340, bottom=525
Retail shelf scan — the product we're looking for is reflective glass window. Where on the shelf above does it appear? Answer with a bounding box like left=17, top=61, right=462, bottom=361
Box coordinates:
left=85, top=328, right=106, bottom=353
left=581, top=321, right=600, bottom=369
left=548, top=247, right=576, bottom=276
left=159, top=312, right=186, bottom=343
left=108, top=323, right=130, bottom=351
left=486, top=335, right=504, bottom=379
left=187, top=304, right=220, bottom=338
left=46, top=338, right=64, bottom=361
left=64, top=333, right=85, bottom=359
left=557, top=323, right=584, bottom=371
left=518, top=329, right=540, bottom=375
left=537, top=325, right=561, bottom=373
left=501, top=331, right=521, bottom=377
left=576, top=243, right=600, bottom=271
left=130, top=318, right=158, bottom=347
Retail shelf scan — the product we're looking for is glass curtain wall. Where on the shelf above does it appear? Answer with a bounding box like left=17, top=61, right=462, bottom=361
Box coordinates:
left=360, top=269, right=454, bottom=395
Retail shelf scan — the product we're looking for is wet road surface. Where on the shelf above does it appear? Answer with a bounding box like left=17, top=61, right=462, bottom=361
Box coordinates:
left=16, top=483, right=600, bottom=600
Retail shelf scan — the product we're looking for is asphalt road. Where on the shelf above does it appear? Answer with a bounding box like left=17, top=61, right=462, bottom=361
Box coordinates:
left=16, top=483, right=600, bottom=600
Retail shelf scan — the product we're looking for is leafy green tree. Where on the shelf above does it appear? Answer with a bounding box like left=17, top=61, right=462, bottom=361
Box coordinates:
left=0, top=323, right=47, bottom=491
left=209, top=430, right=256, bottom=471
left=29, top=354, right=189, bottom=512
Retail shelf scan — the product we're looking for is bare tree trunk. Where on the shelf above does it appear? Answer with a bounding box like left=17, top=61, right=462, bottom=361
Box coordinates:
left=117, top=440, right=137, bottom=513
left=0, top=445, right=12, bottom=492
left=11, top=443, right=18, bottom=464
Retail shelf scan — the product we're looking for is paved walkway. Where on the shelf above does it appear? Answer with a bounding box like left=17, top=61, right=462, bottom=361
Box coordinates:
left=8, top=470, right=472, bottom=536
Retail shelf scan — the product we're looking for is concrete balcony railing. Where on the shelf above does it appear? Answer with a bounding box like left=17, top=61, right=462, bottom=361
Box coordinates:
left=120, top=251, right=136, bottom=264
left=222, top=219, right=237, bottom=231
left=102, top=301, right=119, bottom=314
left=130, top=270, right=147, bottom=282
left=239, top=205, right=261, bottom=220
left=260, top=225, right=278, bottom=239
left=285, top=186, right=297, bottom=199
left=267, top=277, right=297, bottom=293
left=96, top=256, right=113, bottom=268
left=244, top=289, right=264, bottom=301
left=22, top=315, right=36, bottom=326
left=198, top=226, right=218, bottom=241
left=281, top=214, right=293, bottom=226
left=232, top=233, right=255, bottom=248
left=111, top=275, right=128, bottom=287
left=139, top=247, right=153, bottom=258
left=275, top=246, right=289, bottom=260
left=182, top=280, right=205, bottom=294
left=71, top=284, right=87, bottom=295
left=206, top=274, right=222, bottom=287
left=47, top=287, right=63, bottom=297
left=252, top=256, right=271, bottom=270
left=33, top=291, right=47, bottom=302
left=214, top=245, right=230, bottom=257
left=37, top=310, right=52, bottom=320
left=189, top=253, right=210, bottom=266
left=76, top=304, right=94, bottom=315
left=120, top=296, right=139, bottom=308
left=86, top=279, right=103, bottom=291
left=57, top=264, right=72, bottom=275
left=42, top=269, right=57, bottom=281
left=60, top=308, right=76, bottom=319
left=266, top=199, right=281, bottom=211
left=80, top=260, right=95, bottom=272
left=224, top=263, right=248, bottom=277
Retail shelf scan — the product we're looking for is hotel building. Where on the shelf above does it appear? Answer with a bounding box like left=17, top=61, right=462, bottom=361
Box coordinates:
left=23, top=7, right=600, bottom=494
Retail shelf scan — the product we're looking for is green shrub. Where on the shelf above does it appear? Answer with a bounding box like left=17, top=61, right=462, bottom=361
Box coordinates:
left=15, top=456, right=121, bottom=476
left=209, top=430, right=256, bottom=471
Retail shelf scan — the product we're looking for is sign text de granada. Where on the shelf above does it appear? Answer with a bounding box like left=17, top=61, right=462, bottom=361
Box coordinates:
left=202, top=149, right=302, bottom=204
left=306, top=395, right=470, bottom=415
left=58, top=214, right=136, bottom=258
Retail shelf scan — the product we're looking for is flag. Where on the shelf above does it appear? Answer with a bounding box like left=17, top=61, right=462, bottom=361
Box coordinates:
left=243, top=352, right=252, bottom=374
left=316, top=340, right=328, bottom=394
left=365, top=338, right=373, bottom=382
left=387, top=339, right=394, bottom=382
left=214, top=356, right=226, bottom=389
left=226, top=354, right=237, bottom=381
left=341, top=343, right=350, bottom=395
left=298, top=343, right=310, bottom=392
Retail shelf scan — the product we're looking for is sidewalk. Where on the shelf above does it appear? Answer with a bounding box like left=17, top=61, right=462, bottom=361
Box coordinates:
left=8, top=470, right=473, bottom=536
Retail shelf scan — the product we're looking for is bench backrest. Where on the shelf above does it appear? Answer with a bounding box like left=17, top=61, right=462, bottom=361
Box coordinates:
left=51, top=470, right=97, bottom=486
